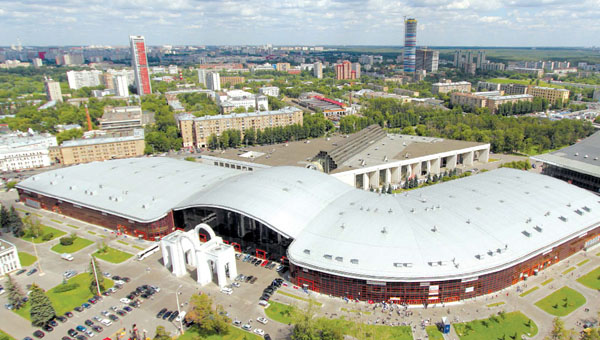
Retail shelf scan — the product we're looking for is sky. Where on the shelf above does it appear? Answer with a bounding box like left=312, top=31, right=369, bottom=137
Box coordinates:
left=1, top=0, right=600, bottom=47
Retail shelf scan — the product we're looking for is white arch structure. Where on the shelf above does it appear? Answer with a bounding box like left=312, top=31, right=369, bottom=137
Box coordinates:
left=160, top=223, right=237, bottom=288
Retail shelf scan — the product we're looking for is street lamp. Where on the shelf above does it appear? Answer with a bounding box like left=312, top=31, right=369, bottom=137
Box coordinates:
left=176, top=284, right=184, bottom=335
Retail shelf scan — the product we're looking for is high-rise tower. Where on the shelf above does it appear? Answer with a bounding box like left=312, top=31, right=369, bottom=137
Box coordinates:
left=403, top=18, right=417, bottom=74
left=129, top=35, right=152, bottom=95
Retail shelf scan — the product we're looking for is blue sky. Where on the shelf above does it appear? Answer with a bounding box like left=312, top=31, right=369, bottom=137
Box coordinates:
left=1, top=0, right=599, bottom=46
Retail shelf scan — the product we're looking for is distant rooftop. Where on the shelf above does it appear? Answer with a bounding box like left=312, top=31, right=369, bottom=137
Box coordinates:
left=61, top=129, right=144, bottom=147
left=177, top=106, right=301, bottom=122
left=532, top=131, right=600, bottom=177
left=0, top=239, right=16, bottom=252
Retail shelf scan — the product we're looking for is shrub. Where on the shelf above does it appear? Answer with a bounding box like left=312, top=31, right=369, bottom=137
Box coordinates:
left=54, top=283, right=79, bottom=293
left=59, top=236, right=74, bottom=246
left=42, top=233, right=53, bottom=241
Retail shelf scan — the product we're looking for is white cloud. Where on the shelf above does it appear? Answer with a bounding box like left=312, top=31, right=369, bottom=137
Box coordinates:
left=0, top=0, right=598, bottom=46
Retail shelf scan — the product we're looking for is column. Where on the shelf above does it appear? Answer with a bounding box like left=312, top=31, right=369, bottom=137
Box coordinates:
left=215, top=259, right=228, bottom=288
left=391, top=166, right=401, bottom=184
left=480, top=148, right=490, bottom=162
left=430, top=158, right=441, bottom=175
left=384, top=168, right=392, bottom=186
left=362, top=173, right=369, bottom=190
left=465, top=151, right=474, bottom=166
left=448, top=154, right=457, bottom=169
left=161, top=243, right=171, bottom=269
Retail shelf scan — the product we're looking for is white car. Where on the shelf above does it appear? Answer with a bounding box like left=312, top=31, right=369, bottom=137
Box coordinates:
left=254, top=328, right=265, bottom=336
left=175, top=311, right=187, bottom=322
left=86, top=330, right=95, bottom=337
left=114, top=280, right=125, bottom=286
left=242, top=324, right=252, bottom=331
left=119, top=298, right=131, bottom=304
left=258, top=300, right=269, bottom=307
left=220, top=287, right=233, bottom=295
left=232, top=282, right=240, bottom=288
left=257, top=317, right=268, bottom=324
left=101, top=319, right=112, bottom=326
left=150, top=285, right=160, bottom=292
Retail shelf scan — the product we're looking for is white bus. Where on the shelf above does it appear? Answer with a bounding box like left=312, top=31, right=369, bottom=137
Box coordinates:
left=136, top=244, right=159, bottom=261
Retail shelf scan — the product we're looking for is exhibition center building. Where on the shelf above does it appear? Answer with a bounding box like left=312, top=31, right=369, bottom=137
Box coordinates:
left=16, top=157, right=600, bottom=304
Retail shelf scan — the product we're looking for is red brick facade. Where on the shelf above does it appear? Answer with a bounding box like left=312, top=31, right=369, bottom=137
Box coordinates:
left=17, top=189, right=175, bottom=240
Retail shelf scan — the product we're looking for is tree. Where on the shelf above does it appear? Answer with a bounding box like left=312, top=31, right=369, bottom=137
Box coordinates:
left=89, top=257, right=105, bottom=295
left=546, top=317, right=576, bottom=340
left=0, top=206, right=9, bottom=230
left=8, top=207, right=24, bottom=237
left=29, top=284, right=56, bottom=327
left=23, top=215, right=43, bottom=238
left=5, top=274, right=25, bottom=310
left=153, top=326, right=171, bottom=340
left=186, top=294, right=230, bottom=335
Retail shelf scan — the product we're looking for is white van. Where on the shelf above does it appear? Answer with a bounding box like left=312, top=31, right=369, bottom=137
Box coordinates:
left=61, top=253, right=74, bottom=261
left=175, top=311, right=187, bottom=322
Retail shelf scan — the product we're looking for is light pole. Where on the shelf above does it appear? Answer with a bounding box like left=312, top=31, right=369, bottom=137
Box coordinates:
left=175, top=284, right=184, bottom=335
left=90, top=255, right=102, bottom=296
left=31, top=236, right=44, bottom=276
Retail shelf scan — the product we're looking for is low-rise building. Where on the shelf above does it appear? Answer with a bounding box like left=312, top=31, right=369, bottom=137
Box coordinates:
left=217, top=90, right=268, bottom=113
left=0, top=239, right=21, bottom=275
left=501, top=83, right=529, bottom=95
left=510, top=67, right=544, bottom=78
left=53, top=129, right=145, bottom=165
left=432, top=81, right=471, bottom=95
left=297, top=94, right=350, bottom=121
left=177, top=107, right=303, bottom=148
left=66, top=70, right=103, bottom=89
left=393, top=88, right=420, bottom=97
left=485, top=94, right=534, bottom=113
left=450, top=91, right=533, bottom=113
left=450, top=92, right=491, bottom=110
left=259, top=86, right=280, bottom=97
left=99, top=106, right=143, bottom=131
left=528, top=86, right=570, bottom=104
left=0, top=131, right=57, bottom=171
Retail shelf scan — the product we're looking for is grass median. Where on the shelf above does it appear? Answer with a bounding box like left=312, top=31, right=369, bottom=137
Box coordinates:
left=453, top=311, right=537, bottom=340
left=178, top=325, right=262, bottom=340
left=18, top=251, right=37, bottom=267
left=577, top=266, right=600, bottom=290
left=13, top=273, right=114, bottom=320
left=534, top=286, right=586, bottom=316
left=93, top=246, right=133, bottom=264
left=426, top=325, right=444, bottom=340
left=20, top=225, right=66, bottom=243
left=0, top=329, right=15, bottom=340
left=51, top=237, right=94, bottom=254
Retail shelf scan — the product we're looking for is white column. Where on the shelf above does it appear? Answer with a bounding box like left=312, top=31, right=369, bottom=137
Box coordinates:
left=465, top=151, right=474, bottom=166
left=480, top=148, right=490, bottom=162
left=172, top=243, right=187, bottom=277
left=215, top=259, right=227, bottom=288
left=391, top=166, right=400, bottom=184
left=448, top=154, right=457, bottom=169
left=384, top=168, right=392, bottom=185
left=430, top=158, right=441, bottom=175
left=161, top=242, right=171, bottom=269
left=362, top=173, right=369, bottom=190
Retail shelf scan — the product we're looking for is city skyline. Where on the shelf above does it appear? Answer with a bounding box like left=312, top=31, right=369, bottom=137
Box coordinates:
left=1, top=0, right=599, bottom=47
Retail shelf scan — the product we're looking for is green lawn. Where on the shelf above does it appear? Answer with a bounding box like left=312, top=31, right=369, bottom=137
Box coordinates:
left=87, top=231, right=96, bottom=235
left=341, top=307, right=371, bottom=315
left=577, top=266, right=600, bottom=290
left=264, top=301, right=294, bottom=324
left=50, top=219, right=63, bottom=224
left=13, top=273, right=114, bottom=320
left=542, top=278, right=554, bottom=286
left=562, top=267, right=576, bottom=275
left=276, top=291, right=323, bottom=306
left=18, top=251, right=37, bottom=267
left=93, top=247, right=133, bottom=264
left=20, top=225, right=66, bottom=243
left=453, top=311, right=537, bottom=340
left=178, top=325, right=262, bottom=340
left=67, top=224, right=79, bottom=229
left=50, top=237, right=94, bottom=254
left=520, top=286, right=539, bottom=297
left=262, top=301, right=412, bottom=340
left=117, top=240, right=129, bottom=246
left=486, top=302, right=505, bottom=308
left=534, top=286, right=586, bottom=316
left=0, top=329, right=15, bottom=340
left=426, top=325, right=444, bottom=340
left=132, top=245, right=145, bottom=251
left=577, top=259, right=590, bottom=267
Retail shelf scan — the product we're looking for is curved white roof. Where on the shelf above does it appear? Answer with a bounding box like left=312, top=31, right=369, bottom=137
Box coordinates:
left=18, top=158, right=600, bottom=282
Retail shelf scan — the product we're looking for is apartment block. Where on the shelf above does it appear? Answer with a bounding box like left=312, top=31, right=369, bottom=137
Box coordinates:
left=220, top=76, right=245, bottom=87
left=432, top=81, right=472, bottom=95
left=177, top=107, right=303, bottom=148
left=55, top=129, right=145, bottom=165
left=528, top=86, right=570, bottom=104
left=99, top=106, right=143, bottom=131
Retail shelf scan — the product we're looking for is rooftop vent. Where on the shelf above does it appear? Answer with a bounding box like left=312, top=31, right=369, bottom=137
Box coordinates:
left=381, top=227, right=387, bottom=234
left=526, top=218, right=532, bottom=223
left=388, top=208, right=393, bottom=214
left=499, top=199, right=504, bottom=203
left=335, top=256, right=343, bottom=262
left=340, top=224, right=345, bottom=230
left=559, top=216, right=568, bottom=222
left=431, top=225, right=438, bottom=232
left=475, top=254, right=483, bottom=260
left=582, top=206, right=591, bottom=212
left=323, top=254, right=333, bottom=260
left=410, top=208, right=415, bottom=213
left=350, top=259, right=359, bottom=264
left=303, top=249, right=310, bottom=255
left=575, top=209, right=583, bottom=216
left=487, top=250, right=495, bottom=256
left=545, top=211, right=551, bottom=216
left=466, top=219, right=471, bottom=224
left=522, top=230, right=531, bottom=237
left=567, top=203, right=572, bottom=207
left=534, top=225, right=543, bottom=232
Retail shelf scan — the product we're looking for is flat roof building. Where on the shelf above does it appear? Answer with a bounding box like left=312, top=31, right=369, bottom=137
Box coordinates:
left=53, top=129, right=145, bottom=165
left=177, top=107, right=303, bottom=148
left=528, top=86, right=570, bottom=104
left=99, top=106, right=143, bottom=131
left=432, top=81, right=471, bottom=95
left=16, top=157, right=600, bottom=304
left=0, top=239, right=21, bottom=275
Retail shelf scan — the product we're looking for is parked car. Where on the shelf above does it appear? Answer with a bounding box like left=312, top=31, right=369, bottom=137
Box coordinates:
left=32, top=330, right=44, bottom=338
left=42, top=324, right=53, bottom=332
left=16, top=269, right=27, bottom=275
left=65, top=311, right=74, bottom=318
left=119, top=298, right=131, bottom=304
left=61, top=253, right=74, bottom=261
left=220, top=287, right=233, bottom=295
left=257, top=317, right=268, bottom=324
left=253, top=328, right=265, bottom=336
left=168, top=311, right=179, bottom=322
left=91, top=325, right=103, bottom=333
left=56, top=316, right=67, bottom=323
left=100, top=319, right=112, bottom=327
left=162, top=311, right=172, bottom=320
left=26, top=268, right=38, bottom=276
left=75, top=325, right=87, bottom=332
left=84, top=320, right=94, bottom=326
left=242, top=324, right=252, bottom=331
left=67, top=329, right=78, bottom=337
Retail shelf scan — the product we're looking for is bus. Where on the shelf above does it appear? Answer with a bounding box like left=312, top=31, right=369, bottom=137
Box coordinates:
left=136, top=244, right=159, bottom=261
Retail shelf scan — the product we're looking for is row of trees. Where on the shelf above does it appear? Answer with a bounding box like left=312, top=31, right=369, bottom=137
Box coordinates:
left=345, top=98, right=594, bottom=155
left=142, top=94, right=182, bottom=153
left=0, top=206, right=23, bottom=237
left=496, top=97, right=549, bottom=116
